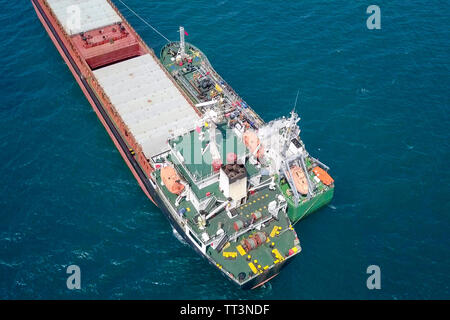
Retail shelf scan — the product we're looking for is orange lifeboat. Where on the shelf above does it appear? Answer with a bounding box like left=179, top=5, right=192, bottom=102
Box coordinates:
left=290, top=166, right=309, bottom=195
left=161, top=166, right=185, bottom=194
left=243, top=131, right=264, bottom=158
left=312, top=166, right=334, bottom=186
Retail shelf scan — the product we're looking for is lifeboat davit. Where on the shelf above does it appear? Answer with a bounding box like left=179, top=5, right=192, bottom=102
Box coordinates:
left=243, top=131, right=264, bottom=158
left=312, top=166, right=334, bottom=186
left=290, top=166, right=309, bottom=195
left=161, top=166, right=185, bottom=194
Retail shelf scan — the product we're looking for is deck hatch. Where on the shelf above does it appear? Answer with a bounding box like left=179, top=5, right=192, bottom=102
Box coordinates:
left=46, top=0, right=122, bottom=35
left=93, top=54, right=199, bottom=157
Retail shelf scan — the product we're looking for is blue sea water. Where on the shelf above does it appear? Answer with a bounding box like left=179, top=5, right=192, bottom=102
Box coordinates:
left=0, top=0, right=449, bottom=299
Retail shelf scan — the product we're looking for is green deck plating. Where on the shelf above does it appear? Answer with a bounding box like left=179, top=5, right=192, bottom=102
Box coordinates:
left=151, top=122, right=300, bottom=286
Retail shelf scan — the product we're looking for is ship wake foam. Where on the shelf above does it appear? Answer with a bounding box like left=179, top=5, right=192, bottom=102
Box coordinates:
left=172, top=227, right=187, bottom=245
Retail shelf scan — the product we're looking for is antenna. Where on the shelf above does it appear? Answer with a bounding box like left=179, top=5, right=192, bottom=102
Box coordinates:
left=293, top=89, right=300, bottom=113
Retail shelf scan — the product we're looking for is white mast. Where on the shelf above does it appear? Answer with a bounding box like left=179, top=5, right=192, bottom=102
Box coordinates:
left=179, top=26, right=186, bottom=58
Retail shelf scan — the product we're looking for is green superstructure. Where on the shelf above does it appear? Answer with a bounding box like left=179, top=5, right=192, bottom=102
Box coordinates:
left=159, top=36, right=334, bottom=225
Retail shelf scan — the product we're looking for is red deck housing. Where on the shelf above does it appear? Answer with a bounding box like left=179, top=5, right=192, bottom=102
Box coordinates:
left=71, top=23, right=143, bottom=69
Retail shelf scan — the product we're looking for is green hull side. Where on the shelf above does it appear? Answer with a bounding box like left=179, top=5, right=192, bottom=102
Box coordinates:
left=287, top=187, right=334, bottom=223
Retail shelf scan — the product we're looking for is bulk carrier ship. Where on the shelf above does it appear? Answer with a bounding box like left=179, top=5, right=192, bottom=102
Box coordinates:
left=32, top=0, right=334, bottom=289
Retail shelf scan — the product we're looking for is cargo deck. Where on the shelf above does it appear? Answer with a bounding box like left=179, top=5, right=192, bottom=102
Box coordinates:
left=93, top=54, right=199, bottom=157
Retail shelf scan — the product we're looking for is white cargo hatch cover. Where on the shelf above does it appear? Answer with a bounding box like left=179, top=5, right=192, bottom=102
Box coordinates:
left=46, top=0, right=122, bottom=35
left=93, top=54, right=199, bottom=157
